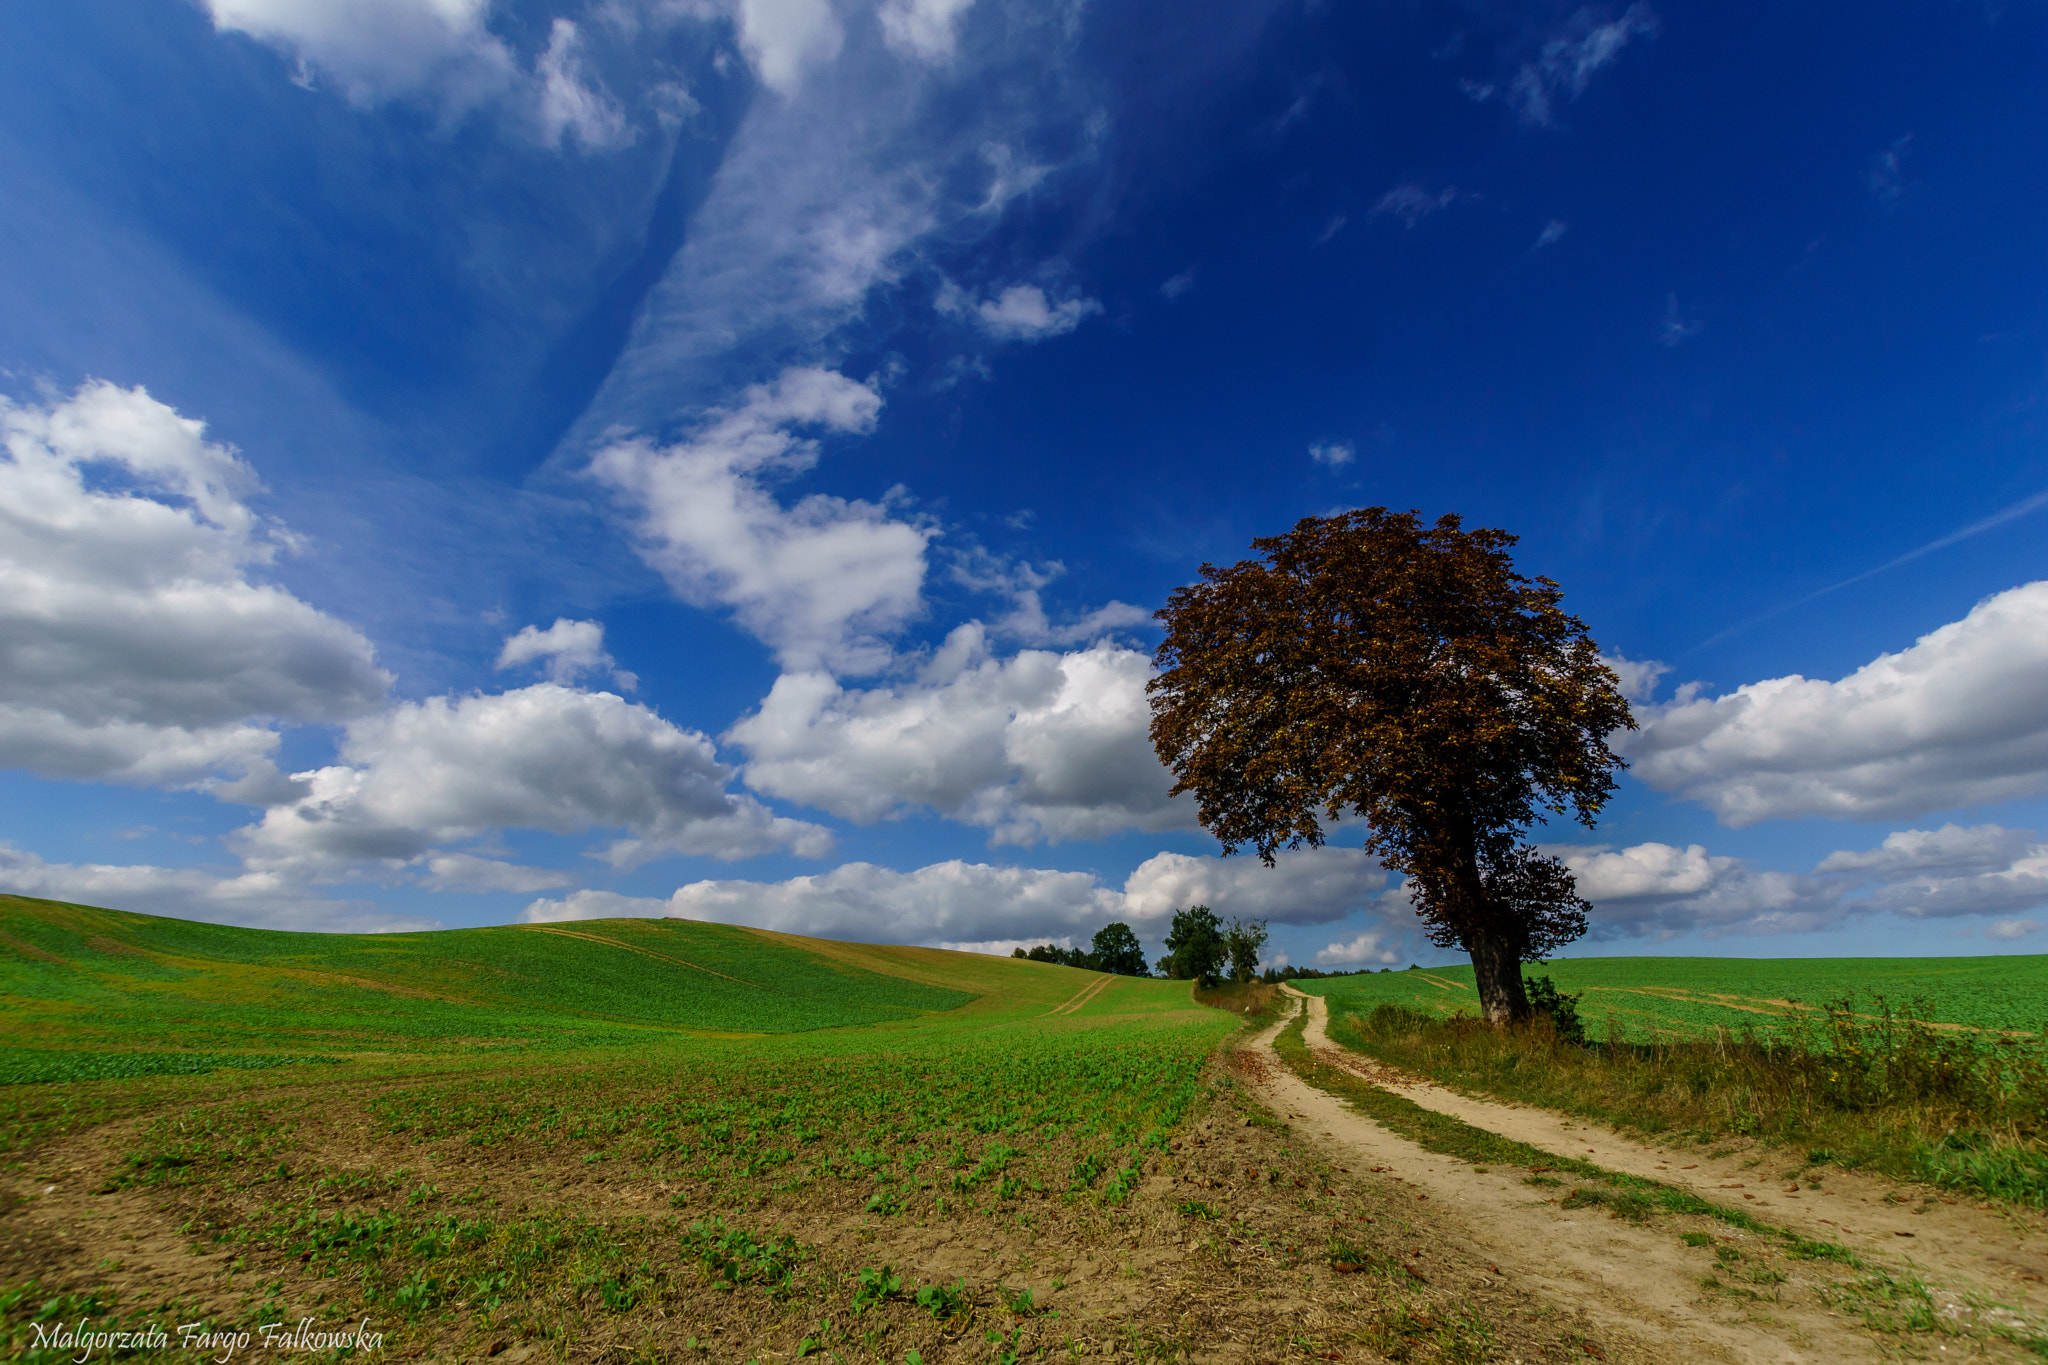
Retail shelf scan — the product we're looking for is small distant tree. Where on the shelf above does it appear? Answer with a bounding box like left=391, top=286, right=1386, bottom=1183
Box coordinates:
left=1161, top=905, right=1227, bottom=985
left=1149, top=508, right=1633, bottom=1024
left=1090, top=922, right=1148, bottom=976
left=1222, top=916, right=1268, bottom=984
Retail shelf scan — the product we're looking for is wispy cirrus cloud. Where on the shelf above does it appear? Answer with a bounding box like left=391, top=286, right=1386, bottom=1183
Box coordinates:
left=1506, top=5, right=1659, bottom=127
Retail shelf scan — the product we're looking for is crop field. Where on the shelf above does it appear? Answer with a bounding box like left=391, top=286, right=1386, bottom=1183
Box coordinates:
left=1, top=896, right=1619, bottom=1365
left=1296, top=954, right=2048, bottom=1039
left=0, top=895, right=979, bottom=1065
left=6, top=896, right=2044, bottom=1364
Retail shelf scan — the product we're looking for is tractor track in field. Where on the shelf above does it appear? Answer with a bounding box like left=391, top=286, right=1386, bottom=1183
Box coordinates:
left=1238, top=994, right=2047, bottom=1364
left=1043, top=972, right=1115, bottom=1016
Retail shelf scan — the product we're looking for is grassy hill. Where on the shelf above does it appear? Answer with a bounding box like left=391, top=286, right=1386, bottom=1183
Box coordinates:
left=1295, top=954, right=2048, bottom=1038
left=0, top=894, right=1112, bottom=1083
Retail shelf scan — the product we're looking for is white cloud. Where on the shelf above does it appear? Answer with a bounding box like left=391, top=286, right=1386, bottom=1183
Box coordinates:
left=1555, top=841, right=1845, bottom=939
left=235, top=682, right=833, bottom=880
left=1601, top=652, right=1670, bottom=704
left=203, top=0, right=515, bottom=107
left=1317, top=931, right=1401, bottom=966
left=0, top=381, right=388, bottom=788
left=1119, top=846, right=1387, bottom=925
left=496, top=618, right=632, bottom=688
left=737, top=0, right=845, bottom=96
left=1508, top=4, right=1659, bottom=127
left=879, top=0, right=979, bottom=62
left=590, top=367, right=933, bottom=674
left=524, top=844, right=1385, bottom=943
left=1309, top=441, right=1354, bottom=469
left=534, top=18, right=630, bottom=150
left=728, top=628, right=1195, bottom=844
left=1547, top=824, right=2048, bottom=941
left=1160, top=270, right=1195, bottom=300
left=0, top=841, right=431, bottom=934
left=1624, top=582, right=2048, bottom=825
left=1534, top=219, right=1569, bottom=249
left=940, top=281, right=1102, bottom=342
left=1369, top=184, right=1458, bottom=229
left=1991, top=918, right=2042, bottom=940
left=1816, top=824, right=2048, bottom=921
left=947, top=555, right=1149, bottom=647
left=419, top=852, right=575, bottom=893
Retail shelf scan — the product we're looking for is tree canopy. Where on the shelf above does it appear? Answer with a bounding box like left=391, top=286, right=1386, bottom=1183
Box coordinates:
left=1147, top=508, right=1633, bottom=1023
left=1009, top=920, right=1149, bottom=976
left=1160, top=905, right=1227, bottom=984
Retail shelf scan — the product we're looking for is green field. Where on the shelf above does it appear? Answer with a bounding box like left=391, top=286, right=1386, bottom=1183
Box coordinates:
left=0, top=894, right=1271, bottom=1364
left=0, top=894, right=997, bottom=1075
left=1294, top=954, right=2048, bottom=1039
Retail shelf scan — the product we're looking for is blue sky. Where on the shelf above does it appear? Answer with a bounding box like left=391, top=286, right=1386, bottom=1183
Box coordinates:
left=2, top=0, right=2045, bottom=969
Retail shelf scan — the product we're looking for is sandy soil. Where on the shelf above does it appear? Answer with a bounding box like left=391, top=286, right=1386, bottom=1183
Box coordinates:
left=1240, top=994, right=2042, bottom=1364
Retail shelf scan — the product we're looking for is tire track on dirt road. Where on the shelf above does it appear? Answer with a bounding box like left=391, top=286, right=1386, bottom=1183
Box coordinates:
left=1238, top=1000, right=1991, bottom=1364
left=1286, top=986, right=2048, bottom=1315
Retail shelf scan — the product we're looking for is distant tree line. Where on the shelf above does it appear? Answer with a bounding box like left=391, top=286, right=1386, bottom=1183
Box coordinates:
left=1012, top=912, right=1432, bottom=986
left=1011, top=921, right=1149, bottom=976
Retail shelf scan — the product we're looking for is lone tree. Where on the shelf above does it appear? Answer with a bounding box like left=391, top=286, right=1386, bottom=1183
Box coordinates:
left=1161, top=905, right=1227, bottom=985
left=1148, top=508, right=1633, bottom=1024
left=1222, top=916, right=1269, bottom=984
left=1090, top=922, right=1149, bottom=977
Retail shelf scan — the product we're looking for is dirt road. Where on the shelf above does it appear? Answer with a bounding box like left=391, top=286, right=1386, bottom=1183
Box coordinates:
left=1238, top=993, right=2045, bottom=1364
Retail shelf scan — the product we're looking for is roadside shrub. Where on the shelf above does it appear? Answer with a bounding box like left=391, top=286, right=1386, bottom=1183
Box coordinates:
left=1522, top=975, right=1586, bottom=1046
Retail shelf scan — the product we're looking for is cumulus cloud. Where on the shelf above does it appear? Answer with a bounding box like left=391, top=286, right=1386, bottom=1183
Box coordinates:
left=418, top=852, right=575, bottom=894
left=1316, top=931, right=1402, bottom=966
left=728, top=628, right=1195, bottom=845
left=203, top=0, right=515, bottom=107
left=524, top=844, right=1385, bottom=943
left=939, top=281, right=1103, bottom=342
left=496, top=618, right=632, bottom=688
left=0, top=841, right=430, bottom=934
left=1309, top=441, right=1354, bottom=469
left=0, top=381, right=388, bottom=788
left=1816, top=824, right=2048, bottom=921
left=1625, top=582, right=2048, bottom=825
left=1547, top=823, right=2048, bottom=941
left=1601, top=652, right=1670, bottom=704
left=1534, top=219, right=1569, bottom=250
left=1508, top=4, right=1659, bottom=127
left=1555, top=841, right=1845, bottom=939
left=235, top=682, right=833, bottom=880
left=590, top=368, right=933, bottom=675
left=1991, top=919, right=2042, bottom=940
left=1160, top=270, right=1195, bottom=300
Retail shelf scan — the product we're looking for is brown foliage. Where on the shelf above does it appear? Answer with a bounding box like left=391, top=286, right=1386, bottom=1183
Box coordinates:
left=1147, top=508, right=1634, bottom=1020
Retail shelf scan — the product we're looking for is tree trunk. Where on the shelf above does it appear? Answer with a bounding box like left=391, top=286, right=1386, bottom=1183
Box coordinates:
left=1466, top=923, right=1530, bottom=1025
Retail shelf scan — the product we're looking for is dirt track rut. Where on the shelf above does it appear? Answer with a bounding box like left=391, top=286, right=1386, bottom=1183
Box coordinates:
left=1240, top=996, right=2043, bottom=1364
left=1288, top=985, right=2048, bottom=1316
